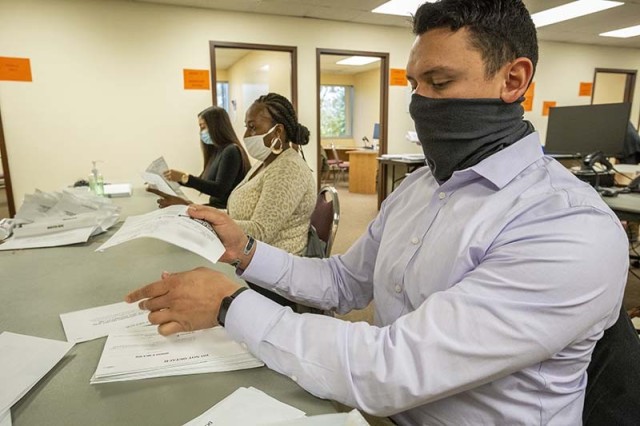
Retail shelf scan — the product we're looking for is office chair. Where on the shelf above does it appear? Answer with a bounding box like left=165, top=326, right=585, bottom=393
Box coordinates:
left=309, top=185, right=340, bottom=257
left=582, top=306, right=640, bottom=424
left=330, top=145, right=350, bottom=185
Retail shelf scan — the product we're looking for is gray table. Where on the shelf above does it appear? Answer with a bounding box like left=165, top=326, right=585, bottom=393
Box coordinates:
left=0, top=188, right=337, bottom=425
left=603, top=192, right=640, bottom=222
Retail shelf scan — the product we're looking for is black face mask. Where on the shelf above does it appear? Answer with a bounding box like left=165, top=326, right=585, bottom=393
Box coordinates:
left=409, top=94, right=534, bottom=183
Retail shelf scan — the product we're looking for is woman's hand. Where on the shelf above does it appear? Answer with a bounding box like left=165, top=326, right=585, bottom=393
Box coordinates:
left=188, top=205, right=256, bottom=268
left=146, top=187, right=190, bottom=208
left=163, top=169, right=186, bottom=183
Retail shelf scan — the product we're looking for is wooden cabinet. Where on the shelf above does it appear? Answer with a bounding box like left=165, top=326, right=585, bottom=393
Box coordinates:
left=347, top=150, right=378, bottom=194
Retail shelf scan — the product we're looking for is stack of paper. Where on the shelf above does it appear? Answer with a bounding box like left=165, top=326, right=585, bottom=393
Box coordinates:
left=91, top=327, right=263, bottom=384
left=103, top=183, right=132, bottom=198
left=183, top=387, right=306, bottom=425
left=60, top=301, right=151, bottom=344
left=142, top=156, right=186, bottom=197
left=96, top=205, right=224, bottom=264
left=0, top=332, right=74, bottom=423
left=0, top=189, right=120, bottom=250
left=0, top=409, right=10, bottom=426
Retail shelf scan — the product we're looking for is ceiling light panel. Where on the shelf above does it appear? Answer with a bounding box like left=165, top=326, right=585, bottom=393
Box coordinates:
left=531, top=1, right=624, bottom=28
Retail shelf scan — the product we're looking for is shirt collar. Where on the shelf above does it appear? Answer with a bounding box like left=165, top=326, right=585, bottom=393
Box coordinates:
left=466, top=132, right=543, bottom=189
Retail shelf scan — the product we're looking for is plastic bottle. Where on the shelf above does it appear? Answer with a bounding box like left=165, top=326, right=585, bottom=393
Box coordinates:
left=88, top=160, right=104, bottom=196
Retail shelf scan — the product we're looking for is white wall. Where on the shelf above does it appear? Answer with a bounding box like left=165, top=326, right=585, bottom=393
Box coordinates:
left=1, top=0, right=639, bottom=208
left=0, top=0, right=415, bottom=207
left=527, top=41, right=640, bottom=144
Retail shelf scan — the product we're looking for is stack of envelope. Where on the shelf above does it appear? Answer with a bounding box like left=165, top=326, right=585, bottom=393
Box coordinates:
left=90, top=327, right=263, bottom=384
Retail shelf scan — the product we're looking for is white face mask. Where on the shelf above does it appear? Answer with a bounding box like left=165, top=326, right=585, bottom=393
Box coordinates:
left=244, top=125, right=277, bottom=162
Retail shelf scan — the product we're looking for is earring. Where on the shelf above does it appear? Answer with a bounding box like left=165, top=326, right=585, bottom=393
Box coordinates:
left=270, top=137, right=283, bottom=154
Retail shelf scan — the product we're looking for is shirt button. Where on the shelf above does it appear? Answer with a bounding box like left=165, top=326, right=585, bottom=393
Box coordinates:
left=411, top=237, right=419, bottom=245
left=291, top=375, right=298, bottom=382
left=394, top=284, right=402, bottom=293
left=438, top=192, right=446, bottom=200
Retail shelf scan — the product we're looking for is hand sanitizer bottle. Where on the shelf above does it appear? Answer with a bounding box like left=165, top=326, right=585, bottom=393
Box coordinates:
left=89, top=161, right=104, bottom=196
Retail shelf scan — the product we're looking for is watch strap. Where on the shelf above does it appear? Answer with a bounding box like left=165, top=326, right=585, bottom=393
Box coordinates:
left=217, top=287, right=249, bottom=327
left=230, top=235, right=255, bottom=269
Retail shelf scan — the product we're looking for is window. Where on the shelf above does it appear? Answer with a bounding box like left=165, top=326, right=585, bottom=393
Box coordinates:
left=320, top=85, right=353, bottom=138
left=216, top=81, right=230, bottom=112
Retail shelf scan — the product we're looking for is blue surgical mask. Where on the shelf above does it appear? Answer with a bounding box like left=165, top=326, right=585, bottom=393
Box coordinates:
left=201, top=130, right=214, bottom=145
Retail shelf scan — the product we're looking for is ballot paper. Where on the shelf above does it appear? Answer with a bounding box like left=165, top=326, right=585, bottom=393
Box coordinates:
left=60, top=301, right=151, bottom=344
left=91, top=327, right=263, bottom=384
left=96, top=205, right=224, bottom=264
left=0, top=332, right=74, bottom=415
left=268, top=410, right=371, bottom=426
left=0, top=189, right=120, bottom=250
left=142, top=156, right=186, bottom=197
left=183, top=387, right=306, bottom=426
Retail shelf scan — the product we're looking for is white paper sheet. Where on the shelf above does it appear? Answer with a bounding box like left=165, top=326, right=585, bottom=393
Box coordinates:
left=143, top=156, right=186, bottom=197
left=96, top=205, right=224, bottom=264
left=140, top=171, right=178, bottom=196
left=267, top=410, right=370, bottom=426
left=60, top=301, right=151, bottom=344
left=0, top=226, right=97, bottom=251
left=91, top=327, right=262, bottom=384
left=0, top=332, right=74, bottom=414
left=0, top=409, right=11, bottom=426
left=183, top=387, right=306, bottom=426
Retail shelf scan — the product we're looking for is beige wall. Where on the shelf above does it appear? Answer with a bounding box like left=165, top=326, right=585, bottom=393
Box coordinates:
left=1, top=0, right=640, bottom=207
left=353, top=68, right=381, bottom=148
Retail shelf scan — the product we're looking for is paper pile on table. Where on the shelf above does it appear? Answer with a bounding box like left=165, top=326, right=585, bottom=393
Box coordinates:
left=0, top=332, right=74, bottom=422
left=90, top=327, right=263, bottom=384
left=96, top=205, right=224, bottom=264
left=0, top=189, right=120, bottom=250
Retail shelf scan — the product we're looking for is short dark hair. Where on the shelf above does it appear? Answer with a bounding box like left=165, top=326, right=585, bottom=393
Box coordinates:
left=254, top=93, right=310, bottom=146
left=412, top=0, right=538, bottom=78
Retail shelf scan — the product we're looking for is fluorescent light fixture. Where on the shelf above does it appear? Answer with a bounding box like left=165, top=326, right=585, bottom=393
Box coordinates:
left=531, top=1, right=624, bottom=28
left=601, top=24, right=640, bottom=38
left=336, top=56, right=381, bottom=66
left=372, top=0, right=437, bottom=17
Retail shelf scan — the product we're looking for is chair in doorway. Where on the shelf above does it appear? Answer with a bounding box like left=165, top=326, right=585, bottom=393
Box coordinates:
left=309, top=185, right=340, bottom=258
left=330, top=145, right=350, bottom=186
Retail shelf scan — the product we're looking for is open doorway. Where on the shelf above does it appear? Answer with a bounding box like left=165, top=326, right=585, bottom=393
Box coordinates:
left=209, top=41, right=297, bottom=146
left=315, top=49, right=389, bottom=195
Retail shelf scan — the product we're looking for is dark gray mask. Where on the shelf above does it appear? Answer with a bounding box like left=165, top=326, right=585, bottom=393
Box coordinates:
left=409, top=94, right=534, bottom=183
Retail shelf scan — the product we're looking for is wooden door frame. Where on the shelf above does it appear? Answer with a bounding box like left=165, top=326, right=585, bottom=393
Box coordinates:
left=209, top=41, right=298, bottom=111
left=592, top=68, right=637, bottom=109
left=315, top=48, right=389, bottom=195
left=0, top=105, right=16, bottom=217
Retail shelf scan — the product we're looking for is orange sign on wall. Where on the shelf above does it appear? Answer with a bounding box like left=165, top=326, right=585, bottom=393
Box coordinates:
left=183, top=69, right=210, bottom=90
left=390, top=68, right=408, bottom=86
left=0, top=57, right=32, bottom=82
left=522, top=82, right=535, bottom=112
left=542, top=101, right=557, bottom=117
left=579, top=82, right=593, bottom=97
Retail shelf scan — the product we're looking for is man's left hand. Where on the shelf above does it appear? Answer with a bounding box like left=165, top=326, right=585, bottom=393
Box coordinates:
left=125, top=267, right=241, bottom=336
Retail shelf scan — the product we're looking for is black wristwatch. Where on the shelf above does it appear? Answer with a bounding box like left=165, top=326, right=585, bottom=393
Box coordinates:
left=217, top=287, right=249, bottom=327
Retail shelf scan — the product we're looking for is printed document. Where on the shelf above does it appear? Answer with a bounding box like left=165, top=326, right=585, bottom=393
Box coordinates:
left=96, top=205, right=224, bottom=264
left=183, top=387, right=306, bottom=426
left=91, top=327, right=263, bottom=383
left=0, top=332, right=74, bottom=414
left=142, top=156, right=186, bottom=197
left=60, top=301, right=151, bottom=344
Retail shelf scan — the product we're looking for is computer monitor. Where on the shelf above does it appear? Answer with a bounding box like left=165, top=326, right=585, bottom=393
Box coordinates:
left=544, top=102, right=632, bottom=157
left=373, top=123, right=380, bottom=140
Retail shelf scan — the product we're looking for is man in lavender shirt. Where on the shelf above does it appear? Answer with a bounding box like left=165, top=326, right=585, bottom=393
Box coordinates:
left=127, top=1, right=629, bottom=424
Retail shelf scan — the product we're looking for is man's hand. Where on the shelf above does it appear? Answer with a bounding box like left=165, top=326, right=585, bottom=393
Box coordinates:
left=146, top=187, right=190, bottom=208
left=163, top=169, right=185, bottom=182
left=187, top=205, right=256, bottom=268
left=125, top=267, right=241, bottom=336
